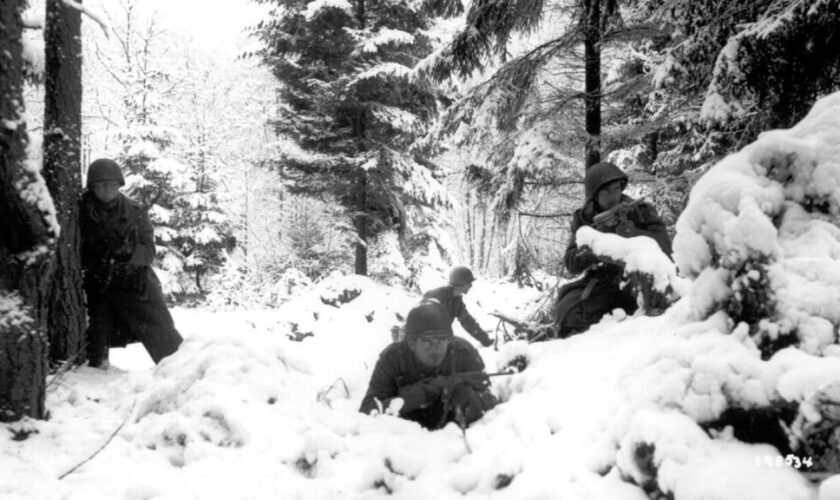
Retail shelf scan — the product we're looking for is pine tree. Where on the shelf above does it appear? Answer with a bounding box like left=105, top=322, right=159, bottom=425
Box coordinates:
left=253, top=0, right=449, bottom=276
left=88, top=0, right=239, bottom=295
left=0, top=0, right=52, bottom=421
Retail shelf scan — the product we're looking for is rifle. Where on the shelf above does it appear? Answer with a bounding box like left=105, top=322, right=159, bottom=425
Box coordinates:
left=592, top=199, right=642, bottom=231
left=428, top=370, right=513, bottom=431
left=98, top=190, right=161, bottom=293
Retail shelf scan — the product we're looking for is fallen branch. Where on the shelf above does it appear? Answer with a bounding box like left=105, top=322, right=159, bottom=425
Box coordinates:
left=316, top=378, right=350, bottom=408
left=57, top=398, right=136, bottom=480
left=46, top=356, right=78, bottom=393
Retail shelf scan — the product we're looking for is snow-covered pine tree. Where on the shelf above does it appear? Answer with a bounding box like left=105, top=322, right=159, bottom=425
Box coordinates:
left=87, top=0, right=240, bottom=296
left=0, top=0, right=52, bottom=421
left=610, top=0, right=840, bottom=200
left=252, top=0, right=449, bottom=277
left=421, top=0, right=637, bottom=277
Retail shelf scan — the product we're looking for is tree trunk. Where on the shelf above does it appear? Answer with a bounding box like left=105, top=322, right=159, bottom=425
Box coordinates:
left=354, top=169, right=368, bottom=275
left=43, top=0, right=86, bottom=366
left=477, top=203, right=487, bottom=272
left=583, top=0, right=601, bottom=169
left=0, top=0, right=53, bottom=422
left=464, top=189, right=474, bottom=267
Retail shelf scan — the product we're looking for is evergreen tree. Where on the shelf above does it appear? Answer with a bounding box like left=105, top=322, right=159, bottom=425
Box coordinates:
left=0, top=0, right=52, bottom=421
left=627, top=0, right=840, bottom=170
left=253, top=0, right=449, bottom=276
left=88, top=0, right=238, bottom=295
left=425, top=0, right=627, bottom=216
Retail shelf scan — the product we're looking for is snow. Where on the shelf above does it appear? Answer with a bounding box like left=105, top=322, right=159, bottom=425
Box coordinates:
left=17, top=128, right=60, bottom=238
left=304, top=0, right=353, bottom=20
left=576, top=225, right=683, bottom=294
left=352, top=62, right=413, bottom=82
left=360, top=29, right=416, bottom=53
left=7, top=94, right=840, bottom=500
left=821, top=475, right=840, bottom=500
left=0, top=291, right=33, bottom=331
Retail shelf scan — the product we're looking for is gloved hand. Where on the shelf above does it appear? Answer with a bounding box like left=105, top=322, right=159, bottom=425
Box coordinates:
left=107, top=228, right=135, bottom=262
left=398, top=379, right=443, bottom=413
left=573, top=246, right=599, bottom=270
left=616, top=219, right=638, bottom=237
left=113, top=238, right=134, bottom=262
left=448, top=382, right=496, bottom=426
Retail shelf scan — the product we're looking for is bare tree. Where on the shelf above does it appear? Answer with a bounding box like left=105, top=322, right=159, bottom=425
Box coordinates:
left=43, top=0, right=86, bottom=365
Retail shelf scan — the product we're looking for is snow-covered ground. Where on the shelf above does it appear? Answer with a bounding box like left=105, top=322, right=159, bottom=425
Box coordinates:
left=4, top=94, right=840, bottom=500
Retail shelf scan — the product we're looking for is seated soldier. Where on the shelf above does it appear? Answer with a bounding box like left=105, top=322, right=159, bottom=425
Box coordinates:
left=359, top=301, right=497, bottom=430
left=422, top=266, right=493, bottom=347
left=556, top=161, right=672, bottom=338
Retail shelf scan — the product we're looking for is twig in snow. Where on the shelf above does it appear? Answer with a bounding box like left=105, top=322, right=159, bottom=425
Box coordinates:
left=46, top=356, right=78, bottom=393
left=57, top=399, right=137, bottom=480
left=61, top=0, right=110, bottom=39
left=316, top=378, right=350, bottom=408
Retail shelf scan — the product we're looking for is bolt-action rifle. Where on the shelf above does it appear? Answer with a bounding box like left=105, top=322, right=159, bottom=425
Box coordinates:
left=424, top=368, right=519, bottom=431
left=592, top=199, right=642, bottom=232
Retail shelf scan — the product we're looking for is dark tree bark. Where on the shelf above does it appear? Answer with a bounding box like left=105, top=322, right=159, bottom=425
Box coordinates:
left=352, top=0, right=369, bottom=277
left=354, top=169, right=368, bottom=276
left=583, top=0, right=602, bottom=169
left=43, top=0, right=86, bottom=366
left=0, top=0, right=53, bottom=422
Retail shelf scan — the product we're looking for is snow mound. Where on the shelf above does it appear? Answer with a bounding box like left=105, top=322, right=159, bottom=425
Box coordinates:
left=673, top=92, right=840, bottom=356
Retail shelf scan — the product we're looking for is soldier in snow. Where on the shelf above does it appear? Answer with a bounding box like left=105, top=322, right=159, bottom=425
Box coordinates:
left=79, top=158, right=183, bottom=368
left=360, top=301, right=497, bottom=430
left=422, top=266, right=494, bottom=347
left=555, top=161, right=672, bottom=338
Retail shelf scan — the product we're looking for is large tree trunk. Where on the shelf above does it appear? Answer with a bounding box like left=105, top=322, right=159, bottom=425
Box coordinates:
left=583, top=0, right=601, bottom=169
left=0, top=0, right=53, bottom=422
left=43, top=0, right=86, bottom=366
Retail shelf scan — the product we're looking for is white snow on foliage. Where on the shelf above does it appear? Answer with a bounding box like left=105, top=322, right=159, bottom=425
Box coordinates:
left=18, top=131, right=60, bottom=238
left=361, top=28, right=416, bottom=53
left=353, top=62, right=413, bottom=82
left=676, top=91, right=840, bottom=351
left=304, top=0, right=353, bottom=20
left=576, top=226, right=684, bottom=295
left=6, top=95, right=840, bottom=499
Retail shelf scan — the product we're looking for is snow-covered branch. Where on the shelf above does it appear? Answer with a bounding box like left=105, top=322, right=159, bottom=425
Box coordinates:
left=62, top=0, right=110, bottom=39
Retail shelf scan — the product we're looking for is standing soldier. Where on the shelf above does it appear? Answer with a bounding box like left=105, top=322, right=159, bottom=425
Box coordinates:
left=423, top=266, right=493, bottom=347
left=79, top=158, right=183, bottom=368
left=360, top=301, right=497, bottom=429
left=556, top=161, right=672, bottom=338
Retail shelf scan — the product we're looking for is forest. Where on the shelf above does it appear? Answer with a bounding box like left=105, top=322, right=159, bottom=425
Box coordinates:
left=2, top=0, right=840, bottom=498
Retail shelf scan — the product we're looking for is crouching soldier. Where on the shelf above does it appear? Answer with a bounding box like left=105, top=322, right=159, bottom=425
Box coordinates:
left=360, top=301, right=497, bottom=430
left=80, top=158, right=183, bottom=368
left=556, top=161, right=672, bottom=338
left=423, top=266, right=493, bottom=347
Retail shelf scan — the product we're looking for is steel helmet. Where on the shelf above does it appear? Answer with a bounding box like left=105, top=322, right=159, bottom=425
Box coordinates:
left=448, top=266, right=475, bottom=286
left=404, top=301, right=453, bottom=339
left=86, top=158, right=125, bottom=188
left=584, top=162, right=627, bottom=202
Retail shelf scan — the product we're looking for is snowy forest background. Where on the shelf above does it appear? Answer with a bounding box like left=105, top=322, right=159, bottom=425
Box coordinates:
left=3, top=0, right=840, bottom=498
left=16, top=0, right=840, bottom=304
